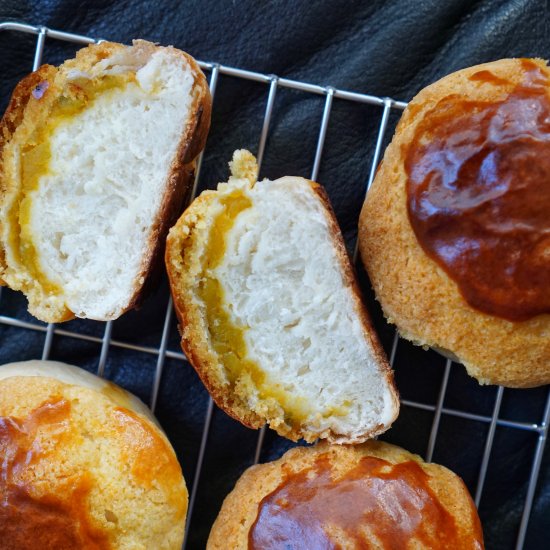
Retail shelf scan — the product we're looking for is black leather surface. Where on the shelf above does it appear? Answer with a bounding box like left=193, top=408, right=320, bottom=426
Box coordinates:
left=0, top=1, right=549, bottom=549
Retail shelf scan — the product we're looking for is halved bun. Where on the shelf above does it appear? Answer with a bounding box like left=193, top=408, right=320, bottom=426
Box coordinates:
left=0, top=39, right=211, bottom=322
left=166, top=150, right=399, bottom=443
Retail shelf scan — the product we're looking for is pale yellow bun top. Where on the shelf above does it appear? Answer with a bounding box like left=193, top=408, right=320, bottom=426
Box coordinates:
left=359, top=58, right=550, bottom=388
left=0, top=360, right=187, bottom=550
left=207, top=440, right=484, bottom=549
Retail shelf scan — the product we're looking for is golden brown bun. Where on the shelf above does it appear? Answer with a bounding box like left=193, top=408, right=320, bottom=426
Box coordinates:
left=207, top=440, right=484, bottom=549
left=0, top=360, right=187, bottom=549
left=0, top=40, right=211, bottom=322
left=359, top=58, right=550, bottom=388
left=166, top=150, right=398, bottom=444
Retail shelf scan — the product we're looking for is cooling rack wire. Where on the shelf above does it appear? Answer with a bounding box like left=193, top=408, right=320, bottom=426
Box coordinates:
left=0, top=21, right=548, bottom=550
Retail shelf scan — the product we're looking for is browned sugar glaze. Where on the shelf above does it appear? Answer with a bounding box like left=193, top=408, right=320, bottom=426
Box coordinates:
left=406, top=59, right=550, bottom=321
left=0, top=398, right=111, bottom=550
left=249, top=454, right=483, bottom=549
left=111, top=406, right=184, bottom=507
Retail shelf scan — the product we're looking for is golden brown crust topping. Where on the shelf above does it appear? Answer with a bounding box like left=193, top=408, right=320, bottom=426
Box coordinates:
left=249, top=454, right=481, bottom=549
left=0, top=65, right=57, bottom=285
left=111, top=407, right=186, bottom=514
left=359, top=58, right=550, bottom=387
left=0, top=398, right=111, bottom=549
left=207, top=441, right=484, bottom=550
left=406, top=59, right=550, bottom=321
left=0, top=373, right=188, bottom=549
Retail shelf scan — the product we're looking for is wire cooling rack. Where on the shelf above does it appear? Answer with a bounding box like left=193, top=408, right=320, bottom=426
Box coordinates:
left=0, top=21, right=548, bottom=550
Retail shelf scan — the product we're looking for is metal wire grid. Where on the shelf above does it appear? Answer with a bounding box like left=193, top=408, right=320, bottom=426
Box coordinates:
left=0, top=20, right=547, bottom=550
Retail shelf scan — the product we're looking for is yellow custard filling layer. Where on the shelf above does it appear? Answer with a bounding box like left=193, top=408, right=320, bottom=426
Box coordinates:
left=198, top=191, right=260, bottom=385
left=10, top=73, right=135, bottom=295
left=199, top=191, right=349, bottom=428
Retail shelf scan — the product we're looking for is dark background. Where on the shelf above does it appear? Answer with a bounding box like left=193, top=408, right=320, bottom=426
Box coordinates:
left=0, top=1, right=549, bottom=549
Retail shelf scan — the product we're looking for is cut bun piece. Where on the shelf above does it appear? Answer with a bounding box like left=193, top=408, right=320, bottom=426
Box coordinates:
left=359, top=58, right=550, bottom=388
left=0, top=39, right=211, bottom=322
left=166, top=150, right=399, bottom=443
left=208, top=441, right=484, bottom=550
left=0, top=360, right=188, bottom=550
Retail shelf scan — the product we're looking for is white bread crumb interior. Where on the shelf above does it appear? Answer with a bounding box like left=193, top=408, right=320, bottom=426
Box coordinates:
left=29, top=47, right=195, bottom=319
left=219, top=177, right=395, bottom=438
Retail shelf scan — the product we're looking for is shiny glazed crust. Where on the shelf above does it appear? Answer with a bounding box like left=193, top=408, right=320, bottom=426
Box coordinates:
left=165, top=171, right=398, bottom=444
left=0, top=370, right=188, bottom=549
left=0, top=40, right=211, bottom=322
left=207, top=440, right=484, bottom=549
left=359, top=58, right=550, bottom=388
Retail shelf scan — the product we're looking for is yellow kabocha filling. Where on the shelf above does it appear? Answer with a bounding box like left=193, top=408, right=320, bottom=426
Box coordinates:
left=199, top=190, right=351, bottom=428
left=10, top=73, right=135, bottom=295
